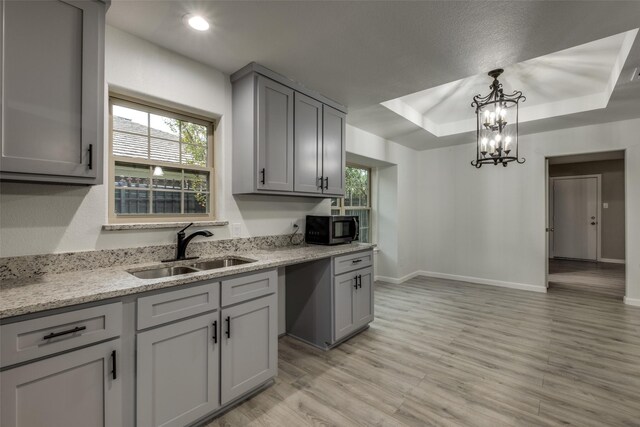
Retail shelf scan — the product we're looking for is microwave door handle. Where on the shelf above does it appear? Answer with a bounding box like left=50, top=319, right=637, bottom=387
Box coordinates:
left=352, top=217, right=359, bottom=241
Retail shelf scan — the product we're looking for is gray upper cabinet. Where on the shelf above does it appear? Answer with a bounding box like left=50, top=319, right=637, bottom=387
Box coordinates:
left=322, top=106, right=346, bottom=196
left=257, top=76, right=294, bottom=192
left=294, top=92, right=323, bottom=194
left=0, top=340, right=122, bottom=427
left=0, top=0, right=105, bottom=184
left=231, top=63, right=346, bottom=197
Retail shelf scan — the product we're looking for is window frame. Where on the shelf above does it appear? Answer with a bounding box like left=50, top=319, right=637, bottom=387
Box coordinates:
left=108, top=96, right=216, bottom=223
left=332, top=163, right=372, bottom=243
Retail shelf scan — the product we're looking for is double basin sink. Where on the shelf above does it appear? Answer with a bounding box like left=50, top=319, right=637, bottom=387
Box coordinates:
left=130, top=257, right=255, bottom=280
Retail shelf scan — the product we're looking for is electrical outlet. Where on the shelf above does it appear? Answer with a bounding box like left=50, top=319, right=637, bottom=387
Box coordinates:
left=603, top=202, right=609, bottom=209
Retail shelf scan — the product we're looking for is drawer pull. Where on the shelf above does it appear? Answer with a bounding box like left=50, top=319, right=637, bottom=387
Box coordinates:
left=43, top=326, right=86, bottom=340
left=352, top=259, right=362, bottom=264
left=354, top=276, right=359, bottom=289
left=212, top=320, right=218, bottom=344
left=225, top=316, right=231, bottom=338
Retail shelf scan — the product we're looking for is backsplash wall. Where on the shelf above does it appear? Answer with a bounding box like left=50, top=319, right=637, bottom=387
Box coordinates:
left=0, top=234, right=299, bottom=281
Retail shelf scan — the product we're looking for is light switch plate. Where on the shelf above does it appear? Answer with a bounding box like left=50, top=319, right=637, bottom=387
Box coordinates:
left=603, top=202, right=609, bottom=209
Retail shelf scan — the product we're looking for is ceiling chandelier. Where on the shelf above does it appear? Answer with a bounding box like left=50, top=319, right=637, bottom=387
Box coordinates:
left=471, top=69, right=526, bottom=168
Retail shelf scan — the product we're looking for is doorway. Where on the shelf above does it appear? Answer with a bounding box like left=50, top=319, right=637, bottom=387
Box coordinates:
left=546, top=151, right=626, bottom=299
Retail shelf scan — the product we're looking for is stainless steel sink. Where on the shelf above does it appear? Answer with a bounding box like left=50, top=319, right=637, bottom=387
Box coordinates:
left=190, top=257, right=254, bottom=270
left=129, top=257, right=256, bottom=279
left=130, top=266, right=199, bottom=279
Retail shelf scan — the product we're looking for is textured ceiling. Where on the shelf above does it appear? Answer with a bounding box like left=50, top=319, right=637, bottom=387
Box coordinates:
left=382, top=30, right=637, bottom=137
left=106, top=1, right=640, bottom=150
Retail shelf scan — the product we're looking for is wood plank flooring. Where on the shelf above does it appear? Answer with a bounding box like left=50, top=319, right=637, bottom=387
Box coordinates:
left=549, top=259, right=625, bottom=299
left=207, top=275, right=640, bottom=427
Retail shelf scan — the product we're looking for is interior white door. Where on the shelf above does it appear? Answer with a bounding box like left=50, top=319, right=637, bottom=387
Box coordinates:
left=553, top=177, right=598, bottom=260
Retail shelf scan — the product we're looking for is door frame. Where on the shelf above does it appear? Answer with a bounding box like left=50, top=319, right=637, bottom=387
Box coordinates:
left=548, top=174, right=602, bottom=262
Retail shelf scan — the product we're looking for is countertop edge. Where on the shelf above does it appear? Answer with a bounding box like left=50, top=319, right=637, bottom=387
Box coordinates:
left=0, top=244, right=374, bottom=320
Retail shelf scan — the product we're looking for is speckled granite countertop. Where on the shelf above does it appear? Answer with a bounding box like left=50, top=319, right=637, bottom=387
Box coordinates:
left=0, top=243, right=373, bottom=320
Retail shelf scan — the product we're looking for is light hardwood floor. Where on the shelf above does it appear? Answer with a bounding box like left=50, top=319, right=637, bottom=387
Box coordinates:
left=207, top=276, right=640, bottom=427
left=549, top=259, right=626, bottom=299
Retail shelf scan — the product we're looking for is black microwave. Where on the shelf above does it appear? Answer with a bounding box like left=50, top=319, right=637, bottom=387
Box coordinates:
left=305, top=215, right=359, bottom=245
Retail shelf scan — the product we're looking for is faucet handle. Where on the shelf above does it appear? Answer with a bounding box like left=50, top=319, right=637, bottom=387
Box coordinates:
left=178, top=222, right=194, bottom=234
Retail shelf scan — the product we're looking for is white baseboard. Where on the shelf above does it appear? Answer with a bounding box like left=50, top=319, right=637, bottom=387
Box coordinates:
left=375, top=271, right=421, bottom=285
left=376, top=270, right=546, bottom=293
left=624, top=297, right=640, bottom=307
left=598, top=258, right=626, bottom=264
left=416, top=271, right=547, bottom=293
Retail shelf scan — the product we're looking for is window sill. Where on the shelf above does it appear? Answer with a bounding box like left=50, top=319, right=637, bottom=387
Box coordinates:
left=102, top=220, right=229, bottom=231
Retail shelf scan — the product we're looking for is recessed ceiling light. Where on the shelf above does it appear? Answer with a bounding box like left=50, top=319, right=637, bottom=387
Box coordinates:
left=185, top=15, right=209, bottom=32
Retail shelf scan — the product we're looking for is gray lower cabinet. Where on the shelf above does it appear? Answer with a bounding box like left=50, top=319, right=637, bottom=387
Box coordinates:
left=0, top=339, right=122, bottom=427
left=136, top=312, right=219, bottom=427
left=0, top=0, right=105, bottom=184
left=353, top=267, right=374, bottom=327
left=221, top=293, right=277, bottom=405
left=285, top=250, right=374, bottom=349
left=334, top=266, right=374, bottom=342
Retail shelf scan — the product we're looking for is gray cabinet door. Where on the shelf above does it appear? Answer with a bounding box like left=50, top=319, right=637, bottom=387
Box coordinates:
left=257, top=76, right=294, bottom=192
left=322, top=105, right=346, bottom=196
left=354, top=267, right=374, bottom=328
left=333, top=273, right=357, bottom=341
left=294, top=92, right=323, bottom=194
left=136, top=312, right=219, bottom=427
left=0, top=0, right=103, bottom=183
left=221, top=294, right=277, bottom=405
left=0, top=340, right=121, bottom=427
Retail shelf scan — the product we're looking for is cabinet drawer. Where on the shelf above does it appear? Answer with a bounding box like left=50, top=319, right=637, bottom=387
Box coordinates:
left=333, top=250, right=373, bottom=276
left=221, top=269, right=277, bottom=307
left=0, top=302, right=122, bottom=368
left=137, top=281, right=219, bottom=330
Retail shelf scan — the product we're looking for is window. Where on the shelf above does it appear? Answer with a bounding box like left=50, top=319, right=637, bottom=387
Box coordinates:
left=332, top=165, right=372, bottom=243
left=109, top=97, right=214, bottom=221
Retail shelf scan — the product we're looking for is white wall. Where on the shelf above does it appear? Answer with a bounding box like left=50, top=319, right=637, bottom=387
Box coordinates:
left=346, top=125, right=421, bottom=281
left=418, top=118, right=640, bottom=301
left=0, top=26, right=329, bottom=257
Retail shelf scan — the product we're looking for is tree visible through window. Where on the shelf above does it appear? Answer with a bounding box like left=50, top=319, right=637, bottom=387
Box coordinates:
left=110, top=98, right=214, bottom=220
left=332, top=165, right=372, bottom=243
